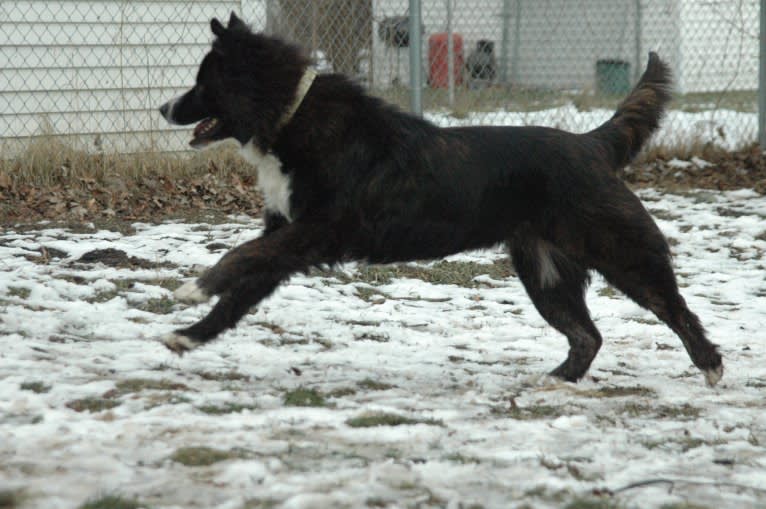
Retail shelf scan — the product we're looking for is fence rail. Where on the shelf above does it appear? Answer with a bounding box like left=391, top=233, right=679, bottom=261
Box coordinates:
left=0, top=0, right=761, bottom=156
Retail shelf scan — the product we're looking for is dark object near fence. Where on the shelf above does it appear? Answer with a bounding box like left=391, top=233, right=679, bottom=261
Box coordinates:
left=465, top=40, right=497, bottom=88
left=378, top=16, right=419, bottom=48
left=596, top=59, right=631, bottom=95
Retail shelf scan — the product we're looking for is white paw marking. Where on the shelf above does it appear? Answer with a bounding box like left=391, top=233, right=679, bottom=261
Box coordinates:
left=704, top=364, right=723, bottom=387
left=174, top=280, right=209, bottom=304
left=161, top=333, right=199, bottom=355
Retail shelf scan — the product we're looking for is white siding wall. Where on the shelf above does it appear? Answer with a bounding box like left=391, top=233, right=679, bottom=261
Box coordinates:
left=0, top=1, right=268, bottom=153
left=678, top=0, right=758, bottom=93
left=508, top=0, right=640, bottom=90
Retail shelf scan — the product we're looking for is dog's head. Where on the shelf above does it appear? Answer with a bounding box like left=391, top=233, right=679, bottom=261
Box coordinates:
left=159, top=12, right=309, bottom=149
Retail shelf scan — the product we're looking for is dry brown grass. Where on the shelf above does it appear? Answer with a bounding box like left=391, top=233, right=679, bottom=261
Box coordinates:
left=637, top=136, right=734, bottom=164
left=0, top=136, right=252, bottom=189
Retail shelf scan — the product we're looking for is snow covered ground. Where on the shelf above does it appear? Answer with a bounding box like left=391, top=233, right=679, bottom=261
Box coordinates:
left=428, top=106, right=757, bottom=152
left=1, top=188, right=766, bottom=509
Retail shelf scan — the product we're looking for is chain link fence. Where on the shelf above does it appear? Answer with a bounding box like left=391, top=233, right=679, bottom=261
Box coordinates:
left=0, top=0, right=760, bottom=157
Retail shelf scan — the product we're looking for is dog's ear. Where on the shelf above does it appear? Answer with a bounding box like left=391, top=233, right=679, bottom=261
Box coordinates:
left=228, top=11, right=245, bottom=29
left=211, top=18, right=226, bottom=38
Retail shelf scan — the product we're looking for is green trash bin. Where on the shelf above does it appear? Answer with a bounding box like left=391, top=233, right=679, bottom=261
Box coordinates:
left=596, top=59, right=630, bottom=96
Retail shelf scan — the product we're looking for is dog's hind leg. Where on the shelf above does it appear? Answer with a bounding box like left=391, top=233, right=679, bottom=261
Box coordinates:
left=510, top=233, right=602, bottom=382
left=595, top=252, right=723, bottom=386
left=164, top=222, right=340, bottom=354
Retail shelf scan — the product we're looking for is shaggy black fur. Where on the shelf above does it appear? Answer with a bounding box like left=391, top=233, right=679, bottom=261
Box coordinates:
left=158, top=13, right=723, bottom=385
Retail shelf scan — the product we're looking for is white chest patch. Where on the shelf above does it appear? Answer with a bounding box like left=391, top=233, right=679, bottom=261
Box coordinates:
left=241, top=140, right=293, bottom=220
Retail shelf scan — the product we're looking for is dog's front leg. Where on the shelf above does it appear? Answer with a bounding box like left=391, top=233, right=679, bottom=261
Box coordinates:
left=164, top=222, right=340, bottom=354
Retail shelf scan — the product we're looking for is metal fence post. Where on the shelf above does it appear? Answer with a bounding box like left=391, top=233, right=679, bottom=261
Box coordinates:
left=500, top=0, right=511, bottom=84
left=409, top=0, right=423, bottom=116
left=447, top=0, right=455, bottom=108
left=634, top=0, right=642, bottom=82
left=760, top=0, right=766, bottom=149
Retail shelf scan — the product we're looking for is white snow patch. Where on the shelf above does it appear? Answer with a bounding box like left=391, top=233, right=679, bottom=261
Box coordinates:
left=1, top=191, right=766, bottom=508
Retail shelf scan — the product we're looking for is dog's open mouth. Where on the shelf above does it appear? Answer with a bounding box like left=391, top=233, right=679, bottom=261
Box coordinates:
left=191, top=117, right=224, bottom=148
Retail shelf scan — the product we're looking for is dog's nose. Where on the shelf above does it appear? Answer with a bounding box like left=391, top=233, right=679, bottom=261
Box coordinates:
left=159, top=102, right=169, bottom=118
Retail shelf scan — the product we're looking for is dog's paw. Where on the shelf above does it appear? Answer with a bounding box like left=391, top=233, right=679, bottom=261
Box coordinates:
left=161, top=332, right=200, bottom=355
left=703, top=364, right=723, bottom=387
left=174, top=280, right=210, bottom=304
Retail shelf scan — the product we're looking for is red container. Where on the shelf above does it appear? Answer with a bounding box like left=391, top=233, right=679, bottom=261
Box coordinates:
left=428, top=32, right=464, bottom=88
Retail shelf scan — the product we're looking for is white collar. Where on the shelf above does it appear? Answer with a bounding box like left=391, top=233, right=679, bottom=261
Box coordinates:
left=277, top=68, right=317, bottom=129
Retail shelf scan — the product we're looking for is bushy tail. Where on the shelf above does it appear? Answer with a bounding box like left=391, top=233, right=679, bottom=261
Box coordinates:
left=589, top=52, right=673, bottom=168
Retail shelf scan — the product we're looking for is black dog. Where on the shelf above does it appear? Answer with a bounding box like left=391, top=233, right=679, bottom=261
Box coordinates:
left=159, top=13, right=723, bottom=386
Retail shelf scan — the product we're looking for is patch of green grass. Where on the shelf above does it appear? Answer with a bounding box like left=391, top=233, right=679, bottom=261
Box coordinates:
left=597, top=286, right=619, bottom=298
left=355, top=286, right=388, bottom=302
left=111, top=280, right=136, bottom=291
left=197, top=403, right=258, bottom=415
left=357, top=378, right=395, bottom=391
left=145, top=278, right=183, bottom=292
left=630, top=317, right=661, bottom=325
left=194, top=370, right=250, bottom=382
left=110, top=278, right=183, bottom=293
left=136, top=296, right=175, bottom=314
left=87, top=289, right=121, bottom=304
left=243, top=499, right=281, bottom=509
left=328, top=387, right=357, bottom=398
left=20, top=381, right=51, bottom=393
left=170, top=446, right=241, bottom=467
left=57, top=274, right=88, bottom=285
left=642, top=436, right=724, bottom=453
left=353, top=332, right=389, bottom=342
left=491, top=403, right=564, bottom=420
left=143, top=393, right=192, bottom=409
left=444, top=453, right=481, bottom=464
left=66, top=397, right=120, bottom=413
left=656, top=404, right=702, bottom=419
left=523, top=486, right=571, bottom=503
left=563, top=498, right=624, bottom=509
left=78, top=495, right=143, bottom=509
left=312, top=336, right=333, bottom=349
left=346, top=412, right=443, bottom=428
left=112, top=378, right=189, bottom=395
left=328, top=259, right=512, bottom=288
left=283, top=387, right=327, bottom=407
left=375, top=260, right=512, bottom=287
left=7, top=287, right=31, bottom=299
left=620, top=403, right=701, bottom=420
left=660, top=503, right=713, bottom=509
left=579, top=386, right=657, bottom=398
